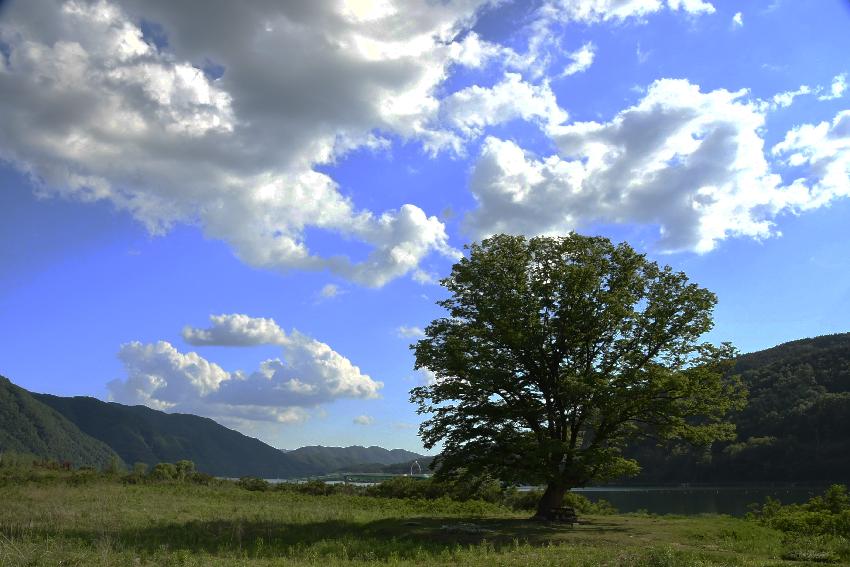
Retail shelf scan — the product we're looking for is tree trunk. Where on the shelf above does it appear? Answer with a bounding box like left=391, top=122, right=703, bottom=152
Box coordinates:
left=533, top=482, right=567, bottom=520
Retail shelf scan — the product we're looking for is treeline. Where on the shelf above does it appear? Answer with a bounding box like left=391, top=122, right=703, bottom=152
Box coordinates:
left=0, top=451, right=215, bottom=486
left=626, top=333, right=850, bottom=484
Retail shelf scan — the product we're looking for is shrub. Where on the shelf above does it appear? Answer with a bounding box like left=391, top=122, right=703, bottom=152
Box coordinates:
left=189, top=471, right=215, bottom=485
left=103, top=455, right=125, bottom=475
left=149, top=462, right=178, bottom=481
left=501, top=488, right=615, bottom=514
left=175, top=460, right=195, bottom=481
left=237, top=477, right=270, bottom=491
left=749, top=485, right=850, bottom=540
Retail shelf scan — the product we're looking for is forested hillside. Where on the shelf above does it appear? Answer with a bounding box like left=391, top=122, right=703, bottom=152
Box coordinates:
left=0, top=376, right=116, bottom=468
left=288, top=445, right=424, bottom=472
left=628, top=333, right=850, bottom=483
left=33, top=394, right=312, bottom=478
left=32, top=393, right=426, bottom=477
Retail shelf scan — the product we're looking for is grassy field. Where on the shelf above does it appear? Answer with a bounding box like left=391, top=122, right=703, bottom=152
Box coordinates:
left=0, top=475, right=844, bottom=566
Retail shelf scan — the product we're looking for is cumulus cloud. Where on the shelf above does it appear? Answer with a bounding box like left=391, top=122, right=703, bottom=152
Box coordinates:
left=0, top=0, right=726, bottom=287
left=396, top=325, right=426, bottom=339
left=353, top=415, right=375, bottom=426
left=438, top=73, right=567, bottom=139
left=466, top=79, right=849, bottom=253
left=0, top=0, right=490, bottom=287
left=183, top=314, right=286, bottom=346
left=110, top=314, right=382, bottom=424
left=773, top=109, right=850, bottom=210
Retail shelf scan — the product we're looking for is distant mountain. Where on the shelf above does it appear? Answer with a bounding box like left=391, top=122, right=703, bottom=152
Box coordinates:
left=33, top=393, right=313, bottom=478
left=627, top=332, right=850, bottom=483
left=0, top=376, right=116, bottom=468
left=288, top=445, right=425, bottom=473
left=30, top=390, right=426, bottom=478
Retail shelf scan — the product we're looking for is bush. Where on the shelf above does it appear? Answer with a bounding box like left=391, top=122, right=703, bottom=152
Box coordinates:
left=749, top=485, right=850, bottom=540
left=502, top=488, right=541, bottom=511
left=103, top=455, right=125, bottom=475
left=189, top=471, right=215, bottom=485
left=67, top=468, right=99, bottom=486
left=149, top=462, right=178, bottom=481
left=237, top=477, right=270, bottom=491
left=501, top=488, right=615, bottom=514
left=175, top=460, right=195, bottom=481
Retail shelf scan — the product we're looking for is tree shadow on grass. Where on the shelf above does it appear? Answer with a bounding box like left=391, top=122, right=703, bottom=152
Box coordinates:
left=58, top=516, right=630, bottom=561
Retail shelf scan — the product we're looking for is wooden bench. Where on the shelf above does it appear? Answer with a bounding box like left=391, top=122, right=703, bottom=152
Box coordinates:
left=547, top=506, right=578, bottom=523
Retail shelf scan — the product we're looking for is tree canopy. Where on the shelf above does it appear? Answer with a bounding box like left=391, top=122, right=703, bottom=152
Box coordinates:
left=411, top=233, right=745, bottom=518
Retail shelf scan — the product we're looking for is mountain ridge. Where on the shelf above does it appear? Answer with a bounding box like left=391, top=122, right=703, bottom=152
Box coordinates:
left=0, top=376, right=117, bottom=468
left=32, top=393, right=427, bottom=478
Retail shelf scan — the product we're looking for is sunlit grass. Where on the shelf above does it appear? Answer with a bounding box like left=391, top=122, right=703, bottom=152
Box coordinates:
left=0, top=476, right=819, bottom=566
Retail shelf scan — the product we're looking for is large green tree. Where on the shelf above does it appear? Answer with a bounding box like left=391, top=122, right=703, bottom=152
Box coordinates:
left=411, top=234, right=745, bottom=519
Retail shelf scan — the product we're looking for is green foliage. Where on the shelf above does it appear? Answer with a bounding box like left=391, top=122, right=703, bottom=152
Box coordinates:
left=502, top=488, right=615, bottom=515
left=237, top=477, right=270, bottom=491
left=412, top=233, right=744, bottom=512
left=0, top=376, right=117, bottom=469
left=103, top=454, right=125, bottom=475
left=0, top=450, right=40, bottom=469
left=175, top=459, right=195, bottom=480
left=149, top=462, right=178, bottom=481
left=749, top=484, right=850, bottom=563
left=364, top=475, right=503, bottom=502
left=628, top=332, right=850, bottom=484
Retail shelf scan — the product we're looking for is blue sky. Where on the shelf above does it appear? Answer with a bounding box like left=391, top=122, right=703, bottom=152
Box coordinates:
left=1, top=0, right=849, bottom=452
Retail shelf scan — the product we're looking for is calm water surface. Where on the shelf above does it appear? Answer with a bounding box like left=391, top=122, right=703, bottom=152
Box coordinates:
left=573, top=485, right=828, bottom=516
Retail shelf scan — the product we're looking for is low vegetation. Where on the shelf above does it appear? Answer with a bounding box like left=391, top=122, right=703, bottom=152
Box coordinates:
left=0, top=458, right=834, bottom=566
left=747, top=484, right=850, bottom=563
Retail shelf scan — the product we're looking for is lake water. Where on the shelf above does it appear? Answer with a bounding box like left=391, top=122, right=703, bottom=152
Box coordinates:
left=573, top=485, right=828, bottom=516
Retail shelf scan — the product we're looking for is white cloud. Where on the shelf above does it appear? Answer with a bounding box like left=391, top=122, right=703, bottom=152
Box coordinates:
left=732, top=12, right=743, bottom=27
left=818, top=74, right=848, bottom=101
left=554, top=0, right=715, bottom=23
left=561, top=42, right=596, bottom=77
left=769, top=85, right=812, bottom=109
left=772, top=109, right=850, bottom=210
left=438, top=73, right=568, bottom=139
left=353, top=415, right=375, bottom=426
left=396, top=325, right=426, bottom=338
left=667, top=0, right=715, bottom=15
left=111, top=314, right=383, bottom=425
left=466, top=79, right=849, bottom=253
left=0, top=0, right=485, bottom=287
left=183, top=314, right=286, bottom=346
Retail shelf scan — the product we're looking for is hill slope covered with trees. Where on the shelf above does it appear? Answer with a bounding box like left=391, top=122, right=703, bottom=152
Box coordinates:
left=628, top=332, right=850, bottom=483
left=33, top=394, right=315, bottom=478
left=32, top=393, right=426, bottom=477
left=0, top=376, right=117, bottom=468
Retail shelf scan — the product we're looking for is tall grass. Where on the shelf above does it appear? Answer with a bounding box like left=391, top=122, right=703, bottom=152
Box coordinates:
left=0, top=468, right=791, bottom=566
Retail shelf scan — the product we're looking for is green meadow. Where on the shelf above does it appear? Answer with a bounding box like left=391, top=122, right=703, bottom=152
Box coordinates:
left=2, top=471, right=848, bottom=566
